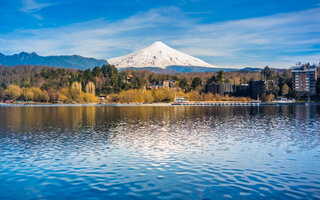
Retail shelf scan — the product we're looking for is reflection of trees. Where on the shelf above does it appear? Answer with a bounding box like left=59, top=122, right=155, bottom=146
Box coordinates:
left=1, top=106, right=98, bottom=131
left=0, top=105, right=319, bottom=152
left=82, top=106, right=96, bottom=127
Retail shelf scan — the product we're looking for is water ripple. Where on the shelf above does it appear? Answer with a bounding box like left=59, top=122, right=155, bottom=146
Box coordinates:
left=0, top=105, right=319, bottom=199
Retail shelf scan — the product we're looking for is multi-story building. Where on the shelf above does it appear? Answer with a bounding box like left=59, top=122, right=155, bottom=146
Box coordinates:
left=206, top=81, right=276, bottom=99
left=235, top=84, right=249, bottom=97
left=249, top=80, right=267, bottom=99
left=163, top=80, right=176, bottom=88
left=206, top=83, right=252, bottom=97
left=292, top=65, right=319, bottom=96
left=206, top=83, right=235, bottom=96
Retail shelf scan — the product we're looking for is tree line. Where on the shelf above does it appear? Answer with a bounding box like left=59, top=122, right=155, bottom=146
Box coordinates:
left=0, top=64, right=315, bottom=103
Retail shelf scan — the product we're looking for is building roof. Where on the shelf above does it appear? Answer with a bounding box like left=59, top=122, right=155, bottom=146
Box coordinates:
left=292, top=64, right=319, bottom=71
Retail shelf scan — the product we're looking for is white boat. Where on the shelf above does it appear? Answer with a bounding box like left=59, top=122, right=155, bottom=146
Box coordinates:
left=252, top=94, right=261, bottom=104
left=273, top=98, right=295, bottom=103
left=172, top=97, right=189, bottom=105
left=252, top=100, right=261, bottom=103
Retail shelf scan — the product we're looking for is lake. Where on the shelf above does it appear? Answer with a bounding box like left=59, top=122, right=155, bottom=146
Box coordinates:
left=0, top=105, right=320, bottom=199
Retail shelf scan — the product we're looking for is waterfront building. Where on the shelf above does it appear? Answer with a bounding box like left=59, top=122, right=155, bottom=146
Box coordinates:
left=169, top=80, right=176, bottom=88
left=206, top=81, right=273, bottom=99
left=249, top=80, right=267, bottom=99
left=206, top=83, right=235, bottom=96
left=235, top=84, right=249, bottom=97
left=162, top=80, right=176, bottom=88
left=163, top=80, right=170, bottom=88
left=292, top=64, right=319, bottom=96
left=206, top=83, right=252, bottom=97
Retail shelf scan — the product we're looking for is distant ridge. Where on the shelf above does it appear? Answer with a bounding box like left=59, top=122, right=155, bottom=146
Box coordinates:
left=0, top=49, right=263, bottom=73
left=0, top=52, right=108, bottom=70
left=108, top=41, right=216, bottom=69
left=120, top=66, right=262, bottom=74
left=166, top=65, right=235, bottom=73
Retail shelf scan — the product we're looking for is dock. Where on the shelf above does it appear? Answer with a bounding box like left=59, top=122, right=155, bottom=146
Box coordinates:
left=171, top=102, right=296, bottom=106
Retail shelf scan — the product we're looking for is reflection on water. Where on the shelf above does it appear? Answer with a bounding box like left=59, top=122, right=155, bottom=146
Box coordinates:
left=0, top=105, right=320, bottom=199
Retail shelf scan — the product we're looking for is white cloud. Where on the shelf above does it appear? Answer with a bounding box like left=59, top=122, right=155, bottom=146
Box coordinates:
left=169, top=8, right=320, bottom=67
left=21, top=0, right=51, bottom=12
left=0, top=7, right=187, bottom=57
left=1, top=6, right=320, bottom=68
left=20, top=0, right=52, bottom=19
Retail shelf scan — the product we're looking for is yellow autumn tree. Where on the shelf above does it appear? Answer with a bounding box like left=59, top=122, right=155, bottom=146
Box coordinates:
left=83, top=93, right=97, bottom=103
left=71, top=81, right=83, bottom=102
left=58, top=88, right=71, bottom=102
left=163, top=89, right=175, bottom=102
left=117, top=89, right=153, bottom=103
left=187, top=90, right=201, bottom=101
left=57, top=88, right=70, bottom=102
left=22, top=88, right=34, bottom=101
left=201, top=92, right=215, bottom=101
left=30, top=87, right=43, bottom=102
left=214, top=94, right=223, bottom=101
left=118, top=89, right=137, bottom=103
left=5, top=85, right=22, bottom=100
left=85, top=82, right=95, bottom=96
left=71, top=81, right=82, bottom=94
left=142, top=90, right=154, bottom=103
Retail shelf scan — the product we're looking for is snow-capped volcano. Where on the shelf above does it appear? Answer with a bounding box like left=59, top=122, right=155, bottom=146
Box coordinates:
left=108, top=41, right=216, bottom=69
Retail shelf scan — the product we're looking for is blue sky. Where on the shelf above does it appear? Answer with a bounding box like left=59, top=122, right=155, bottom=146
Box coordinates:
left=0, top=0, right=320, bottom=68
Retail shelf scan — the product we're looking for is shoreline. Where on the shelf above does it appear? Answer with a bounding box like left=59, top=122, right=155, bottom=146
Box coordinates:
left=0, top=102, right=318, bottom=107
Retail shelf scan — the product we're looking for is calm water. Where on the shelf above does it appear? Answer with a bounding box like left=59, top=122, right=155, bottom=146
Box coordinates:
left=0, top=105, right=320, bottom=199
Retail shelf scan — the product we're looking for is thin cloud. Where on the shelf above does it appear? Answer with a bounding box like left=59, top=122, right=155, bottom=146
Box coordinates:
left=20, top=0, right=52, bottom=19
left=171, top=8, right=320, bottom=67
left=20, top=0, right=51, bottom=13
left=1, top=6, right=320, bottom=68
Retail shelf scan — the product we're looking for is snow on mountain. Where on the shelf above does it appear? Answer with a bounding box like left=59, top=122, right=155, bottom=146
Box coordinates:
left=108, top=41, right=216, bottom=69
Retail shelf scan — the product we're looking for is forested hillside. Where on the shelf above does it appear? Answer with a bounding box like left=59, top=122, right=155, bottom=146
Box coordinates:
left=0, top=64, right=296, bottom=103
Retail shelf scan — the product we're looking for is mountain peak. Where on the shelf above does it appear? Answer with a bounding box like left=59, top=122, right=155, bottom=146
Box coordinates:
left=19, top=51, right=29, bottom=56
left=108, top=42, right=216, bottom=69
left=17, top=52, right=38, bottom=57
left=153, top=41, right=164, bottom=44
left=150, top=41, right=168, bottom=47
